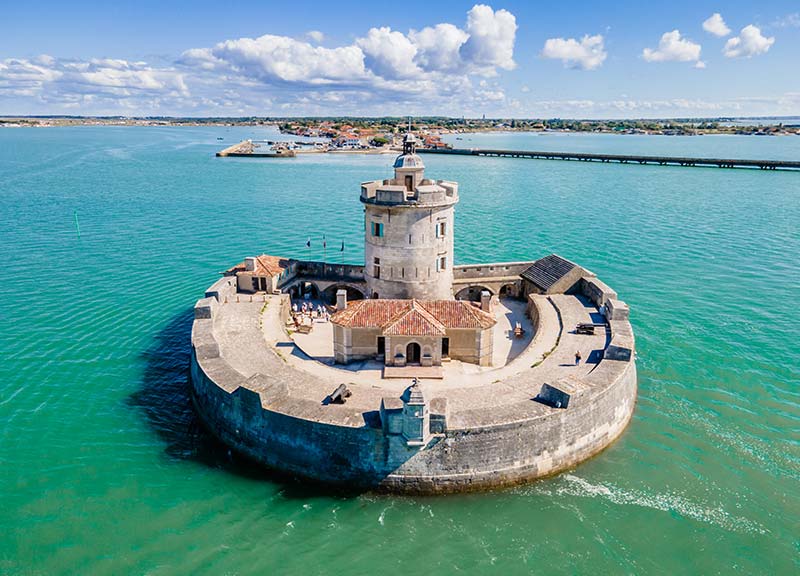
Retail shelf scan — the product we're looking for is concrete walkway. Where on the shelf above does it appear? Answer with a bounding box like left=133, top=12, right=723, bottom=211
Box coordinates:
left=257, top=291, right=606, bottom=399
left=205, top=289, right=623, bottom=421
left=287, top=297, right=534, bottom=383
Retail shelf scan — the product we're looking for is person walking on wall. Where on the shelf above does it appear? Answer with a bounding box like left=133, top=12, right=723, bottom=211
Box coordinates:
left=575, top=350, right=582, bottom=365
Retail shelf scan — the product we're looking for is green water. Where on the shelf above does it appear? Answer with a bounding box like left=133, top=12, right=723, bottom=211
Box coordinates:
left=1, top=127, right=798, bottom=575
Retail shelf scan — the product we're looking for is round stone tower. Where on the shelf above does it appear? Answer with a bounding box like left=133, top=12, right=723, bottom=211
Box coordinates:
left=360, top=134, right=459, bottom=300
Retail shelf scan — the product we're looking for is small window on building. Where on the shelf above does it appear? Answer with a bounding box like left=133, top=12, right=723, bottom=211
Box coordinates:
left=436, top=255, right=447, bottom=272
left=373, top=257, right=381, bottom=279
left=436, top=221, right=447, bottom=238
left=372, top=222, right=384, bottom=237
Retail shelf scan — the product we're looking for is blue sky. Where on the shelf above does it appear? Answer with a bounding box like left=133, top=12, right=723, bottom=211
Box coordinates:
left=2, top=1, right=799, bottom=118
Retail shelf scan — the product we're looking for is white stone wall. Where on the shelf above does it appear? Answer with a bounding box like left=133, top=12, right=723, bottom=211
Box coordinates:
left=364, top=205, right=455, bottom=299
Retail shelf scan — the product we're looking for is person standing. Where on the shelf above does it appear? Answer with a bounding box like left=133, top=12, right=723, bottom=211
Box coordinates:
left=575, top=350, right=582, bottom=365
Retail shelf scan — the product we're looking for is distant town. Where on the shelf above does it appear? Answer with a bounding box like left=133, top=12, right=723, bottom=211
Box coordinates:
left=2, top=116, right=798, bottom=149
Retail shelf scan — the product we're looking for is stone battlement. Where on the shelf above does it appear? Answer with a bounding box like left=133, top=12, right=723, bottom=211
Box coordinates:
left=190, top=261, right=637, bottom=493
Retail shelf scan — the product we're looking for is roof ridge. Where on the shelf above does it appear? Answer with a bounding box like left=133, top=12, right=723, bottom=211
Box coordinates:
left=380, top=300, right=414, bottom=329
left=382, top=300, right=446, bottom=335
left=409, top=300, right=447, bottom=332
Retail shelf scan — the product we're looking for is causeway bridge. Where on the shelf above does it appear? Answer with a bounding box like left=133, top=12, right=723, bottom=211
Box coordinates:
left=419, top=147, right=800, bottom=171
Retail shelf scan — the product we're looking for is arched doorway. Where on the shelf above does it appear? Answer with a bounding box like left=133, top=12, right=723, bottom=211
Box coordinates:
left=455, top=285, right=492, bottom=301
left=322, top=284, right=365, bottom=305
left=300, top=281, right=319, bottom=300
left=499, top=283, right=518, bottom=298
left=406, top=342, right=421, bottom=364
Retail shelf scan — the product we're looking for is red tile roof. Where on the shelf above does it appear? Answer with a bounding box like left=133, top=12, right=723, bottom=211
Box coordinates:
left=332, top=299, right=495, bottom=335
left=383, top=301, right=446, bottom=336
left=225, top=254, right=290, bottom=277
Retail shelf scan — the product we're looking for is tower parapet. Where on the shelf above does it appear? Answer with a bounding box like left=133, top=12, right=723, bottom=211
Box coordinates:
left=360, top=133, right=459, bottom=300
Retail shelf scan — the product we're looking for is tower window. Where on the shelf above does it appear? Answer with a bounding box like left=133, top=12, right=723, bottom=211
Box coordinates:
left=372, top=222, right=384, bottom=237
left=436, top=255, right=447, bottom=271
left=373, top=257, right=381, bottom=279
left=436, top=221, right=447, bottom=238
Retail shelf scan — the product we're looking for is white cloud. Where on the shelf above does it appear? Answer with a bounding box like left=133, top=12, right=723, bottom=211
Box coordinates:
left=409, top=23, right=469, bottom=72
left=524, top=93, right=800, bottom=118
left=0, top=56, right=186, bottom=98
left=541, top=34, right=607, bottom=70
left=0, top=55, right=189, bottom=113
left=772, top=13, right=800, bottom=28
left=460, top=4, right=518, bottom=72
left=476, top=88, right=505, bottom=101
left=181, top=4, right=516, bottom=87
left=356, top=27, right=421, bottom=79
left=305, top=30, right=325, bottom=43
left=723, top=25, right=775, bottom=58
left=167, top=3, right=519, bottom=114
left=642, top=30, right=702, bottom=64
left=209, top=34, right=367, bottom=84
left=702, top=13, right=730, bottom=37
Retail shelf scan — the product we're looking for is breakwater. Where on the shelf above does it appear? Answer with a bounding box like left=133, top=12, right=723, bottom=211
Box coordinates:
left=216, top=140, right=295, bottom=157
left=419, top=147, right=800, bottom=170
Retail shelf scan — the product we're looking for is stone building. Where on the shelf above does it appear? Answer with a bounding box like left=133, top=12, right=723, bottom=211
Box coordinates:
left=331, top=294, right=495, bottom=367
left=360, top=133, right=458, bottom=300
left=224, top=254, right=294, bottom=294
left=520, top=254, right=585, bottom=295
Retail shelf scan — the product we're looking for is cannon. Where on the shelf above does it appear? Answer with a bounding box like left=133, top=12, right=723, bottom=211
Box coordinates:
left=328, top=384, right=352, bottom=405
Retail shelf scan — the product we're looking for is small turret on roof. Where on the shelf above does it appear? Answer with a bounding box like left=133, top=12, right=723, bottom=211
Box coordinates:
left=402, top=132, right=418, bottom=154
left=406, top=379, right=425, bottom=405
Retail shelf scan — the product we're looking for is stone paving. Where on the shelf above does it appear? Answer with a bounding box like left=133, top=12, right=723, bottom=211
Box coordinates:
left=200, top=283, right=631, bottom=431
left=288, top=297, right=534, bottom=377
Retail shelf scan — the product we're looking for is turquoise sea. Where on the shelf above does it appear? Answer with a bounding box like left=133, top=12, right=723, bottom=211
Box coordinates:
left=1, top=126, right=798, bottom=575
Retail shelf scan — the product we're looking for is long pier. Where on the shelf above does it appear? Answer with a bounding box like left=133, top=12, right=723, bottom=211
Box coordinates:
left=418, top=147, right=800, bottom=171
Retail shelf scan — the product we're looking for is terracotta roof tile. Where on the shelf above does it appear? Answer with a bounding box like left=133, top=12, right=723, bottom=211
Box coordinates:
left=332, top=299, right=496, bottom=335
left=383, top=300, right=447, bottom=336
left=225, top=254, right=290, bottom=277
left=330, top=299, right=410, bottom=328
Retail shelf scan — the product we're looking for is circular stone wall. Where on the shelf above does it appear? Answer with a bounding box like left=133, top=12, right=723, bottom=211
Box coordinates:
left=189, top=274, right=637, bottom=493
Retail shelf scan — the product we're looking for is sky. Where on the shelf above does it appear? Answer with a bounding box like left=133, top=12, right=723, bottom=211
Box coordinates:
left=1, top=0, right=799, bottom=118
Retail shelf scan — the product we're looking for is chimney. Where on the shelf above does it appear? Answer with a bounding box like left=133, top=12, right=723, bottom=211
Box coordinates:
left=480, top=290, right=492, bottom=313
left=336, top=289, right=347, bottom=311
left=244, top=257, right=257, bottom=272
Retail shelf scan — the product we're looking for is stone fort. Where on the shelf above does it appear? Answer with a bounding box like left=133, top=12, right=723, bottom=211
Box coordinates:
left=190, top=134, right=637, bottom=492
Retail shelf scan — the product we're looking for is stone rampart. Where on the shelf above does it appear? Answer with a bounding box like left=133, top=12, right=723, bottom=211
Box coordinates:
left=189, top=273, right=637, bottom=493
left=204, top=275, right=237, bottom=303
left=293, top=261, right=365, bottom=282
left=453, top=261, right=533, bottom=281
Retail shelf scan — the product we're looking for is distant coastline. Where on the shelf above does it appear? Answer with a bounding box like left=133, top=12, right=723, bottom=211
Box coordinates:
left=1, top=115, right=799, bottom=137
